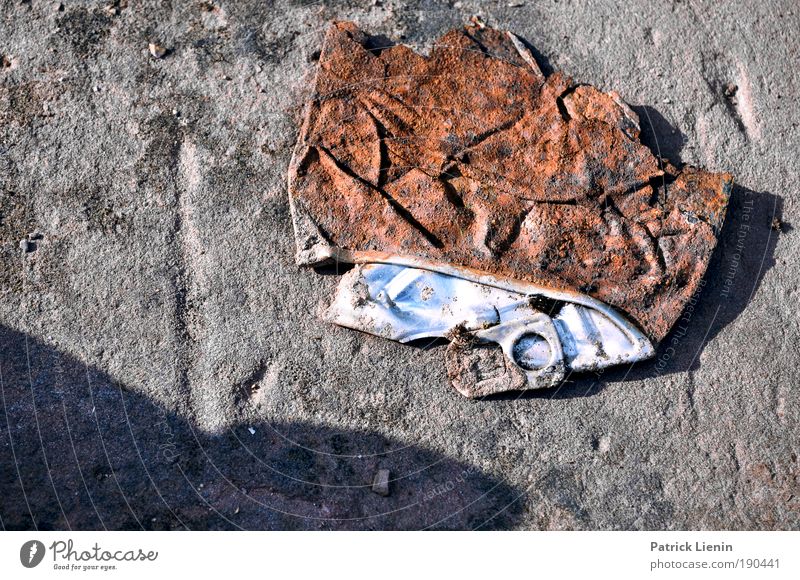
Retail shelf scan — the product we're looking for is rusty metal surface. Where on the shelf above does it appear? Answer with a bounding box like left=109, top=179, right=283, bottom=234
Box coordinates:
left=288, top=20, right=732, bottom=344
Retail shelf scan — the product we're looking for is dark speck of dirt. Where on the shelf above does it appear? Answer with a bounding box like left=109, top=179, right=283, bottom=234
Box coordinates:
left=55, top=7, right=112, bottom=57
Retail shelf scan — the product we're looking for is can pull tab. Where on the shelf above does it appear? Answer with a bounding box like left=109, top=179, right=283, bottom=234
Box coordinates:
left=475, top=314, right=565, bottom=389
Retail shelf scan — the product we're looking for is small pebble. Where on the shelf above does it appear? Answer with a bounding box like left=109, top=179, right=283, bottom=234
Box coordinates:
left=724, top=82, right=738, bottom=98
left=469, top=15, right=486, bottom=29
left=248, top=426, right=256, bottom=435
left=372, top=468, right=390, bottom=497
left=148, top=42, right=167, bottom=59
left=19, top=239, right=33, bottom=253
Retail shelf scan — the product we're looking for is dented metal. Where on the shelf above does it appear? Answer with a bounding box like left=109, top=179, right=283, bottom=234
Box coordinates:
left=327, top=263, right=654, bottom=394
left=287, top=21, right=731, bottom=397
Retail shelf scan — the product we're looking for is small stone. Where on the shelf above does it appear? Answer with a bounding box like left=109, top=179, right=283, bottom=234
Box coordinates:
left=372, top=468, right=390, bottom=496
left=19, top=239, right=33, bottom=253
left=148, top=42, right=167, bottom=59
left=724, top=83, right=738, bottom=98
left=1, top=55, right=11, bottom=69
left=469, top=15, right=486, bottom=29
left=248, top=426, right=256, bottom=435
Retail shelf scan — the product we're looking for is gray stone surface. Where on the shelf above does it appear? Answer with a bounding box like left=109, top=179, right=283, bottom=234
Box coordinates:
left=0, top=0, right=798, bottom=530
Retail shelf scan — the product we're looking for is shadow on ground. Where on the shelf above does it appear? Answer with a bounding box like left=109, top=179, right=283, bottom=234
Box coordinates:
left=0, top=325, right=525, bottom=530
left=623, top=183, right=784, bottom=380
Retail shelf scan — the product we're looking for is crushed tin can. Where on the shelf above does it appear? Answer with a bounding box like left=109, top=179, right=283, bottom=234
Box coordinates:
left=287, top=21, right=732, bottom=397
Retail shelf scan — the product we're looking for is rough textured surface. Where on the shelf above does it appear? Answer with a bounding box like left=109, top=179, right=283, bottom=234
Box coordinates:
left=1, top=1, right=798, bottom=530
left=288, top=21, right=732, bottom=343
left=445, top=340, right=528, bottom=398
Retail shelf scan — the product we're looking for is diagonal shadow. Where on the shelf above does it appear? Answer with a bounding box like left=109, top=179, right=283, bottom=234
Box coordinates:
left=455, top=180, right=783, bottom=400
left=0, top=324, right=526, bottom=530
left=626, top=183, right=784, bottom=379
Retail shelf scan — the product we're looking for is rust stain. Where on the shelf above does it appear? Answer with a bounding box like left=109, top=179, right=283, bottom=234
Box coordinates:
left=288, top=21, right=732, bottom=343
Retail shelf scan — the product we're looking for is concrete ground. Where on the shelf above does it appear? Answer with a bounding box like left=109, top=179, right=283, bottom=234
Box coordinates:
left=0, top=0, right=798, bottom=530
